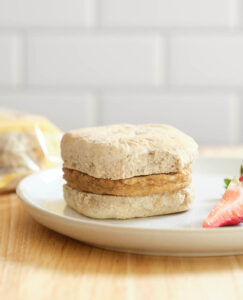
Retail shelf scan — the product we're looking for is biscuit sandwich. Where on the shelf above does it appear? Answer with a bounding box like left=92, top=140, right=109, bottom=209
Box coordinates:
left=61, top=124, right=198, bottom=219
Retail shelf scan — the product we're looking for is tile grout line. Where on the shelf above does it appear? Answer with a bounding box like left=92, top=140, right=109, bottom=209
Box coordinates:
left=1, top=85, right=243, bottom=94
left=229, top=0, right=241, bottom=29
left=13, top=30, right=29, bottom=89
left=85, top=0, right=98, bottom=29
left=95, top=90, right=103, bottom=126
left=93, top=0, right=102, bottom=29
left=22, top=31, right=28, bottom=89
left=85, top=89, right=102, bottom=127
left=0, top=85, right=243, bottom=94
left=228, top=94, right=240, bottom=144
left=13, top=33, right=24, bottom=88
left=2, top=27, right=243, bottom=35
left=164, top=34, right=171, bottom=88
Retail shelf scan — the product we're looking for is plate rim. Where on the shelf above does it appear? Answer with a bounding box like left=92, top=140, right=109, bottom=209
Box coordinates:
left=17, top=157, right=243, bottom=234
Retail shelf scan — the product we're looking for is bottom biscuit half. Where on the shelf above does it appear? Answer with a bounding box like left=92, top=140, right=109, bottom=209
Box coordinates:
left=63, top=184, right=194, bottom=219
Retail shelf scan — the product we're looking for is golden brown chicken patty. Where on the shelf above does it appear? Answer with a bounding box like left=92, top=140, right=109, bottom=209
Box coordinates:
left=63, top=167, right=191, bottom=196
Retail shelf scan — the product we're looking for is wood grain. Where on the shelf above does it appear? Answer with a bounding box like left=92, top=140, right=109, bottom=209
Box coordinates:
left=1, top=146, right=243, bottom=300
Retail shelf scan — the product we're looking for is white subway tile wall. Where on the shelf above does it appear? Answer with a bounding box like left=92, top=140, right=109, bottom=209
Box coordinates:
left=170, top=35, right=243, bottom=87
left=0, top=35, right=20, bottom=86
left=0, top=92, right=97, bottom=130
left=28, top=35, right=163, bottom=87
left=100, top=94, right=234, bottom=144
left=0, top=0, right=93, bottom=27
left=100, top=0, right=232, bottom=27
left=0, top=0, right=242, bottom=144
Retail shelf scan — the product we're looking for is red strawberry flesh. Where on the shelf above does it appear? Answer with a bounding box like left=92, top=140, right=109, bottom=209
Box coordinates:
left=203, top=183, right=243, bottom=228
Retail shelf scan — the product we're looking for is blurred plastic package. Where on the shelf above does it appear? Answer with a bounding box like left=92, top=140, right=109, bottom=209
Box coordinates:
left=0, top=109, right=62, bottom=193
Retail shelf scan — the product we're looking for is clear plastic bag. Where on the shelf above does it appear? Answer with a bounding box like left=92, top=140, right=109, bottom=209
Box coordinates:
left=0, top=109, right=62, bottom=193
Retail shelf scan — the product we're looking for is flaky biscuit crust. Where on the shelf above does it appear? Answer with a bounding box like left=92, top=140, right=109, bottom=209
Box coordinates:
left=61, top=124, right=198, bottom=180
left=63, top=184, right=194, bottom=219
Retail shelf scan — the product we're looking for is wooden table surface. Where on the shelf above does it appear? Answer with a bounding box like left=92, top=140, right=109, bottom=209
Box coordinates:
left=1, top=146, right=243, bottom=300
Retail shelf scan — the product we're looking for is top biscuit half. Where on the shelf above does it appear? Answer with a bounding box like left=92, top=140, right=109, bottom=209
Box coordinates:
left=61, top=124, right=198, bottom=180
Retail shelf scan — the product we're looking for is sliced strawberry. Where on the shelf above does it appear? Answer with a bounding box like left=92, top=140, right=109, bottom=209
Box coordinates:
left=240, top=175, right=243, bottom=182
left=203, top=181, right=243, bottom=228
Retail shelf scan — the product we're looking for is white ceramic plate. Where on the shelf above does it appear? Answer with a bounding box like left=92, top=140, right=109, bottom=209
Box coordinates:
left=17, top=157, right=243, bottom=257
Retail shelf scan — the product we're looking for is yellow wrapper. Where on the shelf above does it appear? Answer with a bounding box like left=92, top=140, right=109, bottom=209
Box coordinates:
left=0, top=109, right=62, bottom=193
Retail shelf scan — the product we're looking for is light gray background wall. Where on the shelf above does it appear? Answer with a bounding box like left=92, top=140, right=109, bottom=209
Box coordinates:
left=0, top=0, right=242, bottom=144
